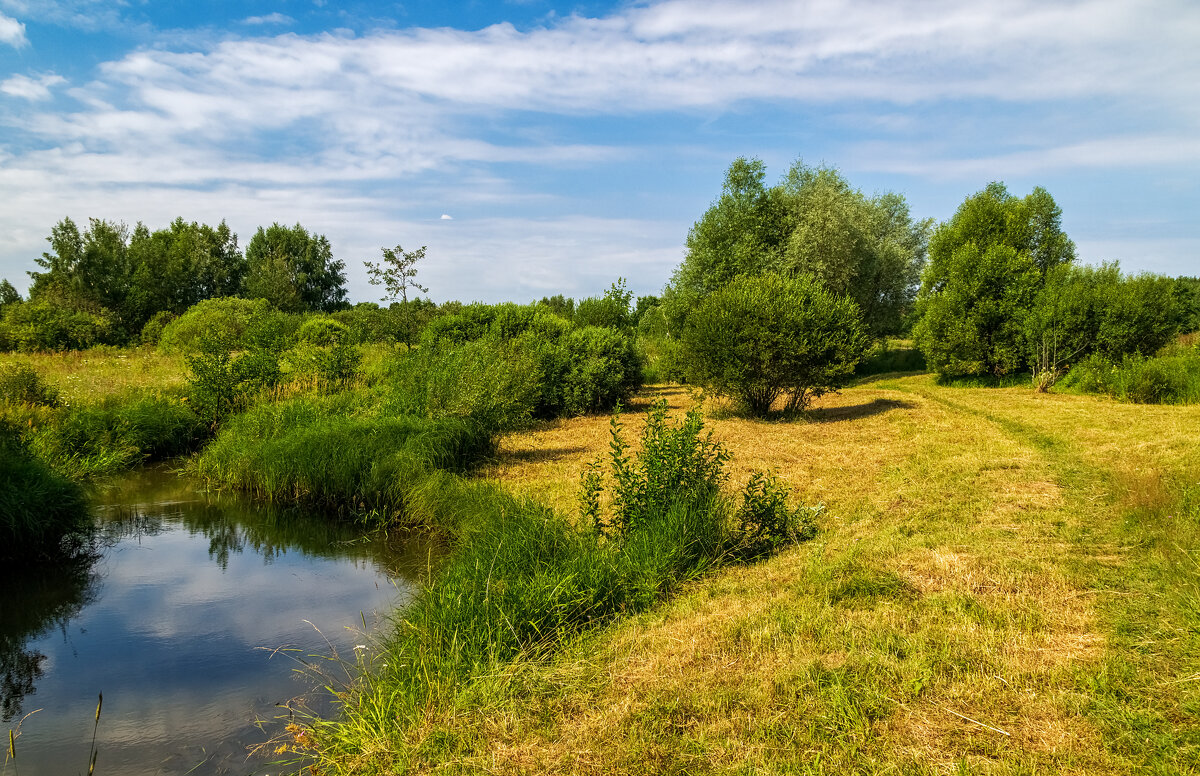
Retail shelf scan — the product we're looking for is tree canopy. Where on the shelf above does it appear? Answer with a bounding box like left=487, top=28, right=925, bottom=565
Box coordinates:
left=913, top=183, right=1077, bottom=377
left=667, top=158, right=930, bottom=337
left=245, top=223, right=347, bottom=313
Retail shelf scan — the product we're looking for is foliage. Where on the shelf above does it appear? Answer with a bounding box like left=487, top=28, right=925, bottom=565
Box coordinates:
left=381, top=339, right=541, bottom=431
left=914, top=183, right=1075, bottom=377
left=733, top=471, right=820, bottom=559
left=183, top=311, right=288, bottom=423
left=667, top=158, right=930, bottom=337
left=25, top=216, right=246, bottom=342
left=364, top=244, right=429, bottom=346
left=1176, top=276, right=1200, bottom=334
left=418, top=302, right=642, bottom=418
left=0, top=423, right=89, bottom=561
left=1025, top=264, right=1180, bottom=389
left=1061, top=350, right=1200, bottom=405
left=139, top=310, right=177, bottom=346
left=537, top=294, right=575, bottom=318
left=297, top=316, right=350, bottom=346
left=574, top=279, right=634, bottom=330
left=0, top=300, right=114, bottom=352
left=3, top=391, right=206, bottom=480
left=854, top=338, right=926, bottom=376
left=245, top=222, right=347, bottom=313
left=0, top=363, right=59, bottom=407
left=0, top=279, right=20, bottom=307
left=158, top=297, right=296, bottom=354
left=682, top=273, right=870, bottom=415
left=585, top=400, right=729, bottom=538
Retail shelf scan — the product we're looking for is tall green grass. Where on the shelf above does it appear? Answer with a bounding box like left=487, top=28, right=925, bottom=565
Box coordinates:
left=0, top=423, right=89, bottom=561
left=1061, top=349, right=1200, bottom=404
left=192, top=393, right=493, bottom=523
left=293, top=401, right=817, bottom=772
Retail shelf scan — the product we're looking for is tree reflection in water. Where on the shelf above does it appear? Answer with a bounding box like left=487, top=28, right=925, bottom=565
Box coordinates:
left=0, top=549, right=100, bottom=722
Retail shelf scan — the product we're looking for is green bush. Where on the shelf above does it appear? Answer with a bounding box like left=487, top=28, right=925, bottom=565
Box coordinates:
left=0, top=301, right=114, bottom=352
left=159, top=297, right=297, bottom=354
left=682, top=273, right=870, bottom=415
left=0, top=423, right=89, bottom=560
left=297, top=316, right=349, bottom=346
left=139, top=310, right=177, bottom=346
left=1061, top=351, right=1200, bottom=405
left=413, top=303, right=642, bottom=419
left=0, top=363, right=60, bottom=407
left=184, top=310, right=288, bottom=423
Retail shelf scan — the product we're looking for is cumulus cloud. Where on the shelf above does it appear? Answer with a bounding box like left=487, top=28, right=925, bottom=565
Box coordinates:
left=0, top=11, right=26, bottom=47
left=1, top=0, right=1198, bottom=292
left=440, top=214, right=453, bottom=220
left=1, top=72, right=67, bottom=100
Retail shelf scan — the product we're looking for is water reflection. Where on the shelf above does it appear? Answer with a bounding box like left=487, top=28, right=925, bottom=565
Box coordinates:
left=0, top=465, right=428, bottom=776
left=0, top=552, right=99, bottom=722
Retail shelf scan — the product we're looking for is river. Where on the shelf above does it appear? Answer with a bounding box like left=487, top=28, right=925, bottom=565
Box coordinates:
left=0, top=466, right=426, bottom=775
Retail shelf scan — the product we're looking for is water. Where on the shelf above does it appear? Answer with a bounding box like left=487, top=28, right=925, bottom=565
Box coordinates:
left=1, top=466, right=428, bottom=775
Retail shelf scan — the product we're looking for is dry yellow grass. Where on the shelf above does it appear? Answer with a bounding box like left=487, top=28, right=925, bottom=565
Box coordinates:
left=441, top=376, right=1200, bottom=774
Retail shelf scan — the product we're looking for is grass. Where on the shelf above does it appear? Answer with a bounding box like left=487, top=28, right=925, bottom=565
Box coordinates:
left=0, top=424, right=89, bottom=560
left=301, top=376, right=1200, bottom=774
left=0, top=347, right=187, bottom=403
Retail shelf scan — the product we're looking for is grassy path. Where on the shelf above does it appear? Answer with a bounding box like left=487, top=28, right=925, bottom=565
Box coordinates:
left=421, top=377, right=1199, bottom=775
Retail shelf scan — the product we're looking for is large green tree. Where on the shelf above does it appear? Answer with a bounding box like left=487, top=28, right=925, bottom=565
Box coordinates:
left=125, top=218, right=246, bottom=331
left=913, top=183, right=1076, bottom=377
left=245, top=223, right=347, bottom=313
left=666, top=158, right=929, bottom=337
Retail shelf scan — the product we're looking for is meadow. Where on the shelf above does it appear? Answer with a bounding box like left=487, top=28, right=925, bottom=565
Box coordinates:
left=299, top=375, right=1200, bottom=774
left=3, top=332, right=1199, bottom=774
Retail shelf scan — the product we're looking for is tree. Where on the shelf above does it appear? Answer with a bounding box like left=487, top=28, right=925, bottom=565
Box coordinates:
left=913, top=183, right=1075, bottom=377
left=125, top=218, right=246, bottom=333
left=0, top=280, right=19, bottom=308
left=681, top=273, right=869, bottom=416
left=666, top=158, right=929, bottom=338
left=364, top=244, right=429, bottom=347
left=246, top=223, right=346, bottom=312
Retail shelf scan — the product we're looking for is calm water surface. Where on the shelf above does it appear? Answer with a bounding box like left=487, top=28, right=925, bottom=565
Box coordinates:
left=1, top=466, right=428, bottom=775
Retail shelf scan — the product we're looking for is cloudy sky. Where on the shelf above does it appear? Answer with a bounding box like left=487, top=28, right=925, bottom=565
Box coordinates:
left=0, top=0, right=1196, bottom=303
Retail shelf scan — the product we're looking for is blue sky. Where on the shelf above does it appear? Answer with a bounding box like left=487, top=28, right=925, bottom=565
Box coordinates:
left=0, top=0, right=1196, bottom=304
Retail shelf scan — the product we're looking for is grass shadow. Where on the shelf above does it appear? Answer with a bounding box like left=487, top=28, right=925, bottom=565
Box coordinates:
left=801, top=398, right=916, bottom=424
left=496, top=445, right=590, bottom=464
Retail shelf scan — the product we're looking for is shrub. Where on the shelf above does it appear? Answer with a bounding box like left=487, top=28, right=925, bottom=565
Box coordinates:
left=733, top=471, right=820, bottom=559
left=0, top=301, right=114, bottom=352
left=159, top=297, right=298, bottom=354
left=184, top=311, right=288, bottom=423
left=139, top=310, right=177, bottom=346
left=682, top=273, right=870, bottom=415
left=0, top=363, right=59, bottom=407
left=1061, top=351, right=1200, bottom=405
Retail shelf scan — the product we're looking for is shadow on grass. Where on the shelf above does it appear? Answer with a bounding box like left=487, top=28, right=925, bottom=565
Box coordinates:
left=497, top=445, right=590, bottom=464
left=802, top=398, right=916, bottom=424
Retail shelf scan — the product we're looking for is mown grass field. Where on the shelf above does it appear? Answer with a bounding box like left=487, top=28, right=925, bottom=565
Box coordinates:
left=438, top=375, right=1200, bottom=774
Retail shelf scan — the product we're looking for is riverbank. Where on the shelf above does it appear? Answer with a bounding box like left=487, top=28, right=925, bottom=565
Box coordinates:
left=309, top=376, right=1200, bottom=773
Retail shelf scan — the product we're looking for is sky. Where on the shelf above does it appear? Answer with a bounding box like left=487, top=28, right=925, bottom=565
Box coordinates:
left=0, top=0, right=1196, bottom=304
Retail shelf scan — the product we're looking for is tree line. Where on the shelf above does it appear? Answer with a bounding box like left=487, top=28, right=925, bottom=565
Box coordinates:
left=656, top=158, right=1199, bottom=414
left=0, top=218, right=347, bottom=350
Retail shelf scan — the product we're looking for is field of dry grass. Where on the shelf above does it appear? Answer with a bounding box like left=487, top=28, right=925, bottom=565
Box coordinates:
left=448, top=375, right=1200, bottom=774
left=1, top=347, right=187, bottom=402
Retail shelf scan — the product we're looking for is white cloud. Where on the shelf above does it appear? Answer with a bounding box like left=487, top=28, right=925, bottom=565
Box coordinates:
left=439, top=214, right=453, bottom=220
left=0, top=11, right=26, bottom=46
left=1, top=72, right=66, bottom=100
left=241, top=12, right=294, bottom=26
left=1, top=0, right=1199, bottom=290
